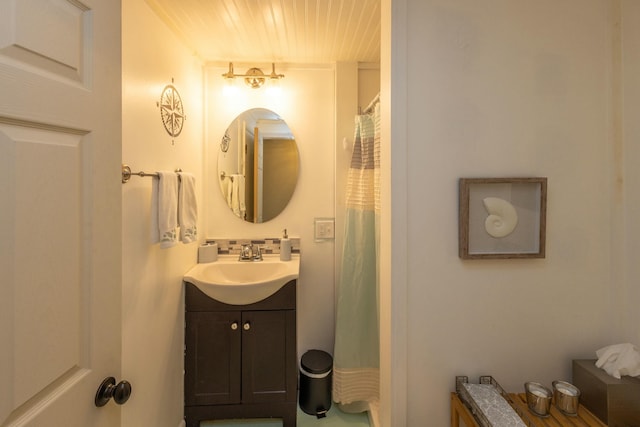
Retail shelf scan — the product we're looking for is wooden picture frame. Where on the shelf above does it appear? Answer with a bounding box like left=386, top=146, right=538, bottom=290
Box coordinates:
left=459, top=177, right=547, bottom=259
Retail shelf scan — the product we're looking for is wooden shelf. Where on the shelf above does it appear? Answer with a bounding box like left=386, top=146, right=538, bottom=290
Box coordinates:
left=451, top=392, right=607, bottom=426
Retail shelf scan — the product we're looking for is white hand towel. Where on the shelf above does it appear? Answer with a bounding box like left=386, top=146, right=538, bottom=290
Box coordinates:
left=157, top=171, right=178, bottom=248
left=226, top=177, right=233, bottom=208
left=178, top=172, right=197, bottom=243
left=237, top=175, right=246, bottom=218
left=230, top=174, right=246, bottom=217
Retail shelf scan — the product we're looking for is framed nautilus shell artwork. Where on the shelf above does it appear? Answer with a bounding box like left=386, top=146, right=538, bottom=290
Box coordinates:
left=458, top=177, right=547, bottom=259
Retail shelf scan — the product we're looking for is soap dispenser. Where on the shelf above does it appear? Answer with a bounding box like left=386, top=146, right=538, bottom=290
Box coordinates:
left=280, top=229, right=291, bottom=261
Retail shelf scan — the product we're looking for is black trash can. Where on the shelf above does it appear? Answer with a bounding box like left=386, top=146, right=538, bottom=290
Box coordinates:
left=299, top=349, right=333, bottom=418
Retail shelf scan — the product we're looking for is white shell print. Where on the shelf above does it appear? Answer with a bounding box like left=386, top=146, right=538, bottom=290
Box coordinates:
left=482, top=197, right=518, bottom=238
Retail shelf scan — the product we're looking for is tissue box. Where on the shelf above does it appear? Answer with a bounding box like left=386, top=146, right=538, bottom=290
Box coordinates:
left=572, top=359, right=640, bottom=426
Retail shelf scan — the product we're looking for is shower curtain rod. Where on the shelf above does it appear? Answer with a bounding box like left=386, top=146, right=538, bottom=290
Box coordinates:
left=362, top=92, right=380, bottom=114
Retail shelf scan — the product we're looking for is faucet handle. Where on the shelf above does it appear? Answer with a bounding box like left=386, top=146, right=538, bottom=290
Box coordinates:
left=239, top=243, right=253, bottom=260
left=253, top=245, right=263, bottom=261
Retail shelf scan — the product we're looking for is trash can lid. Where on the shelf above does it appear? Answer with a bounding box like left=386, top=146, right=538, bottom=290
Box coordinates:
left=301, top=350, right=333, bottom=374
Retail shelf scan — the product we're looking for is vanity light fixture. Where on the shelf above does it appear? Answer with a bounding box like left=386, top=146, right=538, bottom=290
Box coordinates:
left=222, top=62, right=285, bottom=89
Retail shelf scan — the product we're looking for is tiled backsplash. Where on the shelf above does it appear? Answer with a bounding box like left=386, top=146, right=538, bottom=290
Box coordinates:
left=205, top=238, right=300, bottom=256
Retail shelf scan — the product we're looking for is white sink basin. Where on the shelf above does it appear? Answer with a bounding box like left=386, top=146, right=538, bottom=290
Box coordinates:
left=183, top=255, right=299, bottom=305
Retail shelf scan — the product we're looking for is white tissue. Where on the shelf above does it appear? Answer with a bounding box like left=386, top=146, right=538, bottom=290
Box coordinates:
left=595, top=343, right=640, bottom=379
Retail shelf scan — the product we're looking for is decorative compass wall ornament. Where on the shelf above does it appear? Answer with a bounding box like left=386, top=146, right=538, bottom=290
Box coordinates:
left=158, top=80, right=185, bottom=143
left=221, top=132, right=230, bottom=153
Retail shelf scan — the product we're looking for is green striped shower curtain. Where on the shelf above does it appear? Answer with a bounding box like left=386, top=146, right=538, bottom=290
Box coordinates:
left=333, top=103, right=380, bottom=416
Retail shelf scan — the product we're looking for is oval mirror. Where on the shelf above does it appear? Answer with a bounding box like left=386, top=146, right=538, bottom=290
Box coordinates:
left=217, top=108, right=299, bottom=223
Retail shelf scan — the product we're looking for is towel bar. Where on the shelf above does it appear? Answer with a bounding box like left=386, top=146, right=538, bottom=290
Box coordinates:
left=121, top=164, right=182, bottom=184
left=219, top=171, right=235, bottom=182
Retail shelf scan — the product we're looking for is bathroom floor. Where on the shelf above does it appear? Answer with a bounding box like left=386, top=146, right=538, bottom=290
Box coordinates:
left=201, top=406, right=370, bottom=427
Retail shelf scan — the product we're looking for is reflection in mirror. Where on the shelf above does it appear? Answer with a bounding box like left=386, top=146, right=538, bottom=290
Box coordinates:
left=218, top=108, right=299, bottom=223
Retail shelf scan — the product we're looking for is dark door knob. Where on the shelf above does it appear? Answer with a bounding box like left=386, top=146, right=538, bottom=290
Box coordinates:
left=95, top=376, right=132, bottom=407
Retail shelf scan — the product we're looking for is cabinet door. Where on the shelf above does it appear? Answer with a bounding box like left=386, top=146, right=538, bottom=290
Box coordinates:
left=241, top=310, right=297, bottom=403
left=185, top=311, right=241, bottom=405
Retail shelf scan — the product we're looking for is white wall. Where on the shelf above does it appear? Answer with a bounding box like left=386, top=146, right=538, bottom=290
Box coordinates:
left=358, top=66, right=382, bottom=113
left=204, top=64, right=337, bottom=356
left=122, top=1, right=203, bottom=425
left=399, top=1, right=624, bottom=425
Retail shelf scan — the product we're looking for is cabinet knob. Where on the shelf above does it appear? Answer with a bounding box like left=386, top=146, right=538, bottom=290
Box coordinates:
left=243, top=322, right=251, bottom=331
left=231, top=322, right=238, bottom=330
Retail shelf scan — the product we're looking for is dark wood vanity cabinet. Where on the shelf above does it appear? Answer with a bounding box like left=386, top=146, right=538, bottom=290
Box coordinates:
left=184, top=281, right=297, bottom=427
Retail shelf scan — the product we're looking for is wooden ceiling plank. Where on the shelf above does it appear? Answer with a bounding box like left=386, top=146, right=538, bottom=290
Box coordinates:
left=145, top=0, right=380, bottom=63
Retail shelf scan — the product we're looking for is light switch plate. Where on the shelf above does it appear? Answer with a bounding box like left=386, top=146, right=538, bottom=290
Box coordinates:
left=314, top=218, right=335, bottom=241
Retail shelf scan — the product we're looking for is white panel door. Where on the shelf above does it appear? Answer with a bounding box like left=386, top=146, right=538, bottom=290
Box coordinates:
left=0, top=1, right=122, bottom=426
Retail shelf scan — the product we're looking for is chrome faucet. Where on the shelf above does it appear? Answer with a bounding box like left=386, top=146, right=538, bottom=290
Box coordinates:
left=239, top=243, right=263, bottom=261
